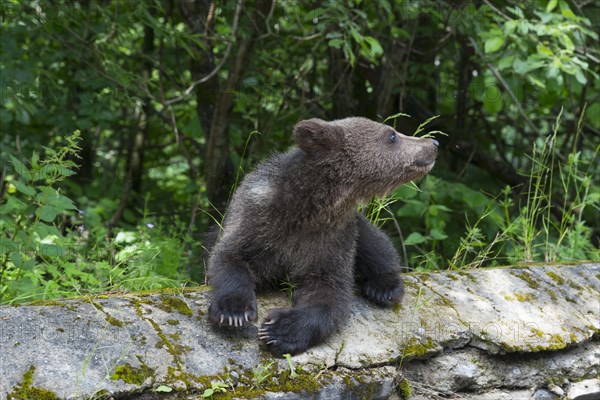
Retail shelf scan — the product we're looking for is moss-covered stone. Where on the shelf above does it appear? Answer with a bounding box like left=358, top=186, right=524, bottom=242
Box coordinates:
left=514, top=271, right=540, bottom=289
left=159, top=295, right=193, bottom=316
left=402, top=337, right=437, bottom=358
left=397, top=377, right=412, bottom=399
left=110, top=363, right=155, bottom=385
left=7, top=366, right=60, bottom=400
left=514, top=292, right=535, bottom=302
left=90, top=300, right=124, bottom=326
left=546, top=271, right=565, bottom=285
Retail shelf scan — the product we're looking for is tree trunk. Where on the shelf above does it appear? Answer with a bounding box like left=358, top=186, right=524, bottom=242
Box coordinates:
left=203, top=1, right=272, bottom=213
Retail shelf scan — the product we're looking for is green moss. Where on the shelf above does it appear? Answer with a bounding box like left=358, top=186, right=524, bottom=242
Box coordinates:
left=129, top=298, right=189, bottom=363
left=546, top=271, right=565, bottom=285
left=569, top=333, right=578, bottom=342
left=90, top=300, right=124, bottom=326
left=394, top=303, right=403, bottom=314
left=169, top=332, right=181, bottom=341
left=402, top=337, right=437, bottom=358
left=548, top=334, right=567, bottom=350
left=159, top=295, right=193, bottom=316
left=28, top=300, right=66, bottom=307
left=514, top=271, right=540, bottom=289
left=504, top=295, right=514, bottom=301
left=447, top=273, right=459, bottom=281
left=456, top=270, right=477, bottom=283
left=105, top=315, right=124, bottom=327
left=566, top=279, right=583, bottom=291
left=514, top=292, right=535, bottom=302
left=276, top=366, right=321, bottom=394
left=530, top=328, right=544, bottom=338
left=397, top=377, right=412, bottom=399
left=110, top=363, right=155, bottom=385
left=7, top=366, right=60, bottom=400
left=167, top=319, right=180, bottom=325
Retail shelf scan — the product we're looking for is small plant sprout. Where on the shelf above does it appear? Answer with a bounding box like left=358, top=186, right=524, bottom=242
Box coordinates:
left=283, top=353, right=298, bottom=379
left=202, top=380, right=228, bottom=398
left=252, top=360, right=274, bottom=388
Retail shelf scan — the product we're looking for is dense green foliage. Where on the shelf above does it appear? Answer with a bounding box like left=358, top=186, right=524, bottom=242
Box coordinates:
left=1, top=0, right=598, bottom=304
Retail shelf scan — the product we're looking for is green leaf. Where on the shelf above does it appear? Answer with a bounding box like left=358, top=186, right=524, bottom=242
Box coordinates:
left=364, top=36, right=383, bottom=58
left=36, top=205, right=59, bottom=222
left=513, top=58, right=545, bottom=74
left=483, top=85, right=504, bottom=114
left=0, top=197, right=29, bottom=214
left=561, top=8, right=577, bottom=19
left=32, top=223, right=62, bottom=239
left=9, top=155, right=32, bottom=181
left=559, top=34, right=574, bottom=51
left=38, top=243, right=64, bottom=258
left=484, top=37, right=504, bottom=53
left=155, top=385, right=173, bottom=393
left=10, top=251, right=23, bottom=268
left=0, top=238, right=18, bottom=254
left=328, top=38, right=344, bottom=49
left=12, top=180, right=36, bottom=197
left=404, top=232, right=428, bottom=245
left=430, top=228, right=448, bottom=241
left=536, top=44, right=553, bottom=57
left=587, top=103, right=600, bottom=129
left=546, top=0, right=558, bottom=12
left=36, top=187, right=77, bottom=210
left=498, top=55, right=515, bottom=70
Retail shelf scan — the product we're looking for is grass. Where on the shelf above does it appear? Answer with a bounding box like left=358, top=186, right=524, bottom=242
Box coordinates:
left=370, top=109, right=598, bottom=270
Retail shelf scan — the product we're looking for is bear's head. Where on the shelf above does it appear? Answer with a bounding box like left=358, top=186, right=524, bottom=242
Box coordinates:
left=293, top=117, right=439, bottom=198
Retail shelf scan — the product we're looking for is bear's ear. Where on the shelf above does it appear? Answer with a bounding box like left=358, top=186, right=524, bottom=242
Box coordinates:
left=293, top=118, right=341, bottom=152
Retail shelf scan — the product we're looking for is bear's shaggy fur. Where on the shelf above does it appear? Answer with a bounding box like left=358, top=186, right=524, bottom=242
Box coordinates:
left=207, top=117, right=438, bottom=356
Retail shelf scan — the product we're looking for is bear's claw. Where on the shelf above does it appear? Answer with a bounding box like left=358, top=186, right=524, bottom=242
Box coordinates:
left=209, top=290, right=257, bottom=327
left=258, top=308, right=311, bottom=356
left=362, top=277, right=404, bottom=307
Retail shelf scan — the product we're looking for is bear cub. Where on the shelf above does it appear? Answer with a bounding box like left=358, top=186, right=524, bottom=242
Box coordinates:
left=207, top=117, right=438, bottom=356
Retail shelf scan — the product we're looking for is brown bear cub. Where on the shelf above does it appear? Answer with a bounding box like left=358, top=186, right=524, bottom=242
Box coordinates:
left=207, top=117, right=438, bottom=356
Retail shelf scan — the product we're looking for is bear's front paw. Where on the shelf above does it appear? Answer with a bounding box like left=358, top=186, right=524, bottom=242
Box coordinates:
left=362, top=276, right=404, bottom=306
left=208, top=290, right=257, bottom=327
left=258, top=308, right=311, bottom=356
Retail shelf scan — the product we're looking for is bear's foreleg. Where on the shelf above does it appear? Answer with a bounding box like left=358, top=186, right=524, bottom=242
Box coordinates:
left=355, top=213, right=404, bottom=306
left=208, top=252, right=258, bottom=327
left=258, top=281, right=351, bottom=356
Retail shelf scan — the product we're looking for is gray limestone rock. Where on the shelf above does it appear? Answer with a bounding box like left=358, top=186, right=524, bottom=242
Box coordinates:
left=0, top=263, right=598, bottom=399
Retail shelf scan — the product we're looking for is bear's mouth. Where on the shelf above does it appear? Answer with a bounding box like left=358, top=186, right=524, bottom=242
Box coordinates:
left=416, top=158, right=436, bottom=167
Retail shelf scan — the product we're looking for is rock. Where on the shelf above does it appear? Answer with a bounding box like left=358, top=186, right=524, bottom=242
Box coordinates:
left=566, top=378, right=600, bottom=400
left=533, top=388, right=559, bottom=399
left=0, top=263, right=598, bottom=399
left=548, top=383, right=565, bottom=396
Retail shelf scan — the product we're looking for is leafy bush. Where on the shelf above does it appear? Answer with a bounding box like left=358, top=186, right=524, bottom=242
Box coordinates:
left=0, top=133, right=196, bottom=304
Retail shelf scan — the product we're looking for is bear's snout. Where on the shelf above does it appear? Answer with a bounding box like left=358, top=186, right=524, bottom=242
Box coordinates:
left=415, top=139, right=438, bottom=167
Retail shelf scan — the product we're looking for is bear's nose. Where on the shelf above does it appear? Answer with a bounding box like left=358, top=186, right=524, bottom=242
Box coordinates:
left=432, top=139, right=439, bottom=147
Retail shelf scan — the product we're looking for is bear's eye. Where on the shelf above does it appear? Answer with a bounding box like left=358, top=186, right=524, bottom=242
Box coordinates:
left=389, top=132, right=397, bottom=143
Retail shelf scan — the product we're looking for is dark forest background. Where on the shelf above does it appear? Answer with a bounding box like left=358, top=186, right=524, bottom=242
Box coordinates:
left=1, top=0, right=598, bottom=303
